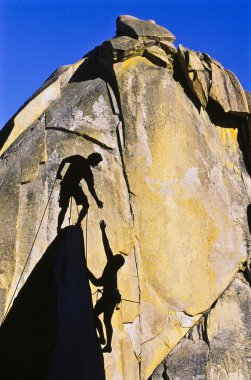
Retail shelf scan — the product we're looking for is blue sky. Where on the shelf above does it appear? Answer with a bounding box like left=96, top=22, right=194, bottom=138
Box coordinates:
left=1, top=0, right=250, bottom=128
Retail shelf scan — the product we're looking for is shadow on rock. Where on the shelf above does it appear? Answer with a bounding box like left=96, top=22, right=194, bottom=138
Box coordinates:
left=0, top=226, right=105, bottom=380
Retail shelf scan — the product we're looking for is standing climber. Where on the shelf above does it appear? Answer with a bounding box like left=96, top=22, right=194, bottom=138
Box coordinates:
left=56, top=153, right=103, bottom=233
left=87, top=220, right=125, bottom=353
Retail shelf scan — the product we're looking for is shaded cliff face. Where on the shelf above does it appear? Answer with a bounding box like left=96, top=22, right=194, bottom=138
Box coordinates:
left=0, top=226, right=105, bottom=380
left=0, top=15, right=250, bottom=380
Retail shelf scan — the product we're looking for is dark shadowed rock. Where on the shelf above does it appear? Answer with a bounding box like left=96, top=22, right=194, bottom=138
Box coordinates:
left=159, top=40, right=177, bottom=55
left=0, top=226, right=105, bottom=380
left=178, top=44, right=210, bottom=108
left=102, top=36, right=144, bottom=61
left=116, top=15, right=176, bottom=42
left=143, top=46, right=173, bottom=69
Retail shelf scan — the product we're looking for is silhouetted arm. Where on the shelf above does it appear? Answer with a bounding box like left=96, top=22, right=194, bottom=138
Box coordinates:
left=87, top=173, right=103, bottom=208
left=100, top=220, right=113, bottom=260
left=87, top=268, right=103, bottom=286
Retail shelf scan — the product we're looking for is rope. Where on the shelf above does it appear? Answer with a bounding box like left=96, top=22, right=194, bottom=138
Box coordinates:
left=76, top=203, right=80, bottom=217
left=121, top=298, right=140, bottom=304
left=119, top=298, right=123, bottom=318
left=85, top=210, right=88, bottom=262
left=2, top=178, right=57, bottom=324
left=69, top=197, right=73, bottom=225
left=91, top=289, right=102, bottom=296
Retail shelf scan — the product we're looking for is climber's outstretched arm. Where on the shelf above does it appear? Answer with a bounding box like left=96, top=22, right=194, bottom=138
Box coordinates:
left=100, top=220, right=113, bottom=260
left=87, top=268, right=103, bottom=287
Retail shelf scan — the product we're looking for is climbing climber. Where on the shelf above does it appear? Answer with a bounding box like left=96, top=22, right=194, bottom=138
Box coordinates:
left=87, top=220, right=125, bottom=353
left=56, top=153, right=103, bottom=233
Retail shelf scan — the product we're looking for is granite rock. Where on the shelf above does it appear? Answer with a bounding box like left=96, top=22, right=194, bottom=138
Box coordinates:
left=150, top=270, right=251, bottom=380
left=116, top=15, right=176, bottom=42
left=178, top=45, right=250, bottom=115
left=0, top=15, right=250, bottom=380
left=102, top=36, right=144, bottom=62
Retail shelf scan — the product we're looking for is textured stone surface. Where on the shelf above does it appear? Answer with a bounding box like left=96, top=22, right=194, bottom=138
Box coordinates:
left=178, top=45, right=250, bottom=115
left=143, top=46, right=173, bottom=68
left=246, top=91, right=251, bottom=113
left=178, top=45, right=210, bottom=108
left=0, top=58, right=85, bottom=156
left=150, top=270, right=251, bottom=380
left=116, top=15, right=176, bottom=41
left=102, top=36, right=144, bottom=62
left=0, top=15, right=251, bottom=380
left=209, top=64, right=249, bottom=115
left=159, top=40, right=176, bottom=55
left=113, top=55, right=250, bottom=378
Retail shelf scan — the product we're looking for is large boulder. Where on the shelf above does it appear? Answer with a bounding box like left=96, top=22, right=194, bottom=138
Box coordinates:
left=116, top=15, right=176, bottom=42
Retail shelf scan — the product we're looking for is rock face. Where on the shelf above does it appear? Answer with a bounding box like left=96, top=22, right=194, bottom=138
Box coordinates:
left=178, top=45, right=249, bottom=114
left=0, top=15, right=250, bottom=380
left=150, top=267, right=251, bottom=380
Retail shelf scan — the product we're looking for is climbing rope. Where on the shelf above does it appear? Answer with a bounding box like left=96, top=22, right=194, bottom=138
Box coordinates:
left=121, top=298, right=140, bottom=304
left=119, top=297, right=123, bottom=318
left=2, top=178, right=57, bottom=324
left=85, top=210, right=88, bottom=261
left=76, top=203, right=80, bottom=217
left=69, top=197, right=73, bottom=225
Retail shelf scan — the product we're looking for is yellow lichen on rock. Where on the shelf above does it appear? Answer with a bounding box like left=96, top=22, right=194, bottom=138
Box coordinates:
left=113, top=56, right=249, bottom=378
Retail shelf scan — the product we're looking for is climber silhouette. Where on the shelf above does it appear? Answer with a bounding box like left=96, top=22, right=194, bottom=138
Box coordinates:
left=56, top=153, right=103, bottom=233
left=87, top=220, right=125, bottom=353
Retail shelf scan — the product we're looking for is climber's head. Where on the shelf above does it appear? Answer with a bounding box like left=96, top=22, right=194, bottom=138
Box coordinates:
left=113, top=254, right=125, bottom=270
left=88, top=153, right=103, bottom=167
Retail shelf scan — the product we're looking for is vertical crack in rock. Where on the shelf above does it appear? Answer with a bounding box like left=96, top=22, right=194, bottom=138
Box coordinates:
left=103, top=71, right=142, bottom=377
left=105, top=82, right=120, bottom=116
left=242, top=260, right=251, bottom=287
left=105, top=71, right=136, bottom=219
left=115, top=124, right=135, bottom=220
left=162, top=362, right=171, bottom=380
left=133, top=239, right=142, bottom=335
left=134, top=238, right=143, bottom=379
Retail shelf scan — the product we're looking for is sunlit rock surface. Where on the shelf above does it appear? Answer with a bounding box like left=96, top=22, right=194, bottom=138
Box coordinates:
left=151, top=268, right=251, bottom=380
left=0, top=15, right=250, bottom=380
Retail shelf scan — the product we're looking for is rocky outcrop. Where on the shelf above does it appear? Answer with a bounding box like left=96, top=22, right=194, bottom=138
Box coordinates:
left=150, top=264, right=251, bottom=380
left=116, top=15, right=176, bottom=41
left=178, top=45, right=249, bottom=114
left=0, top=15, right=250, bottom=380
